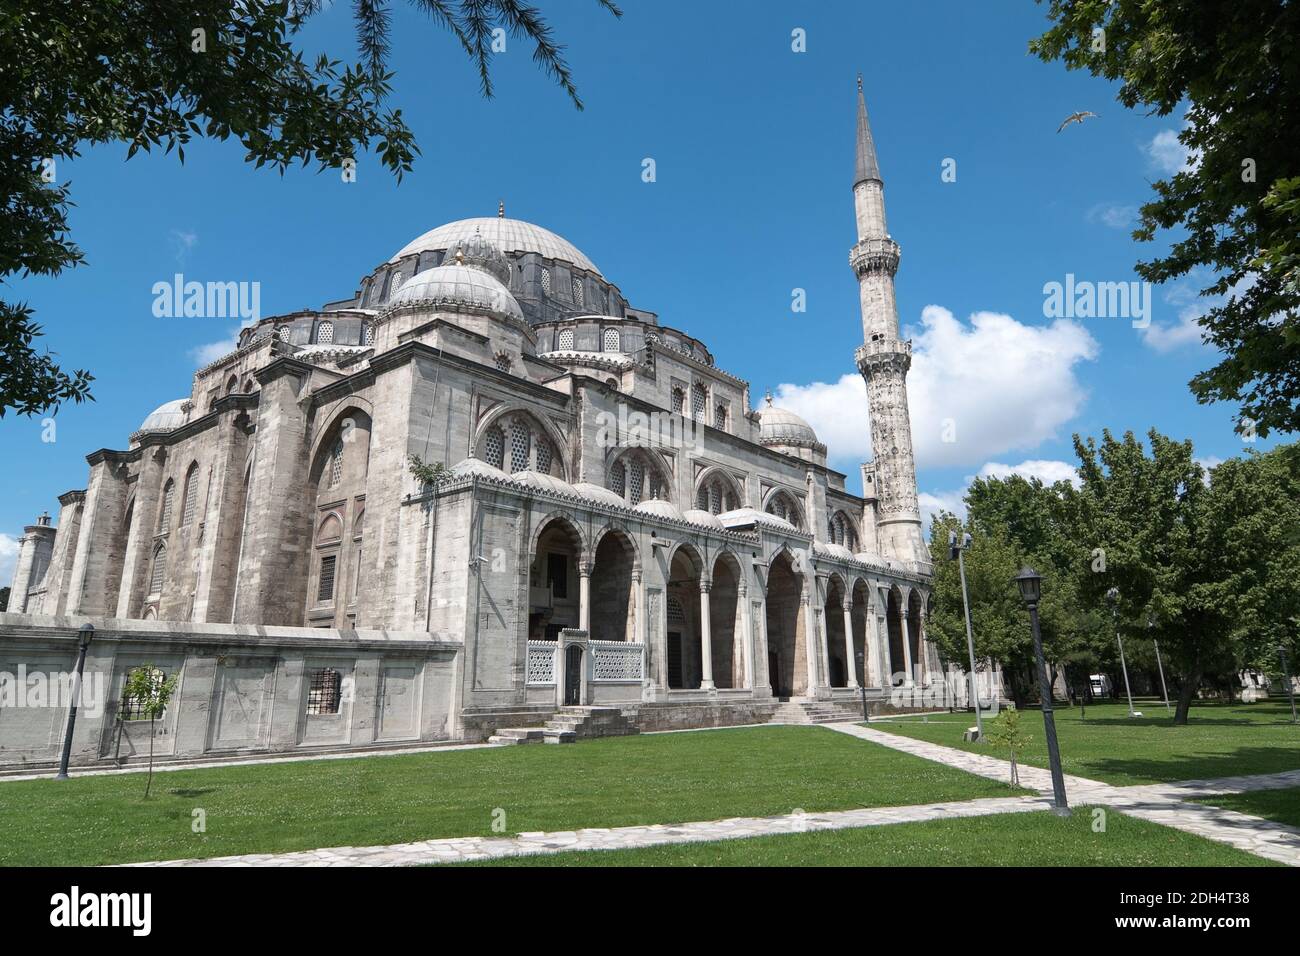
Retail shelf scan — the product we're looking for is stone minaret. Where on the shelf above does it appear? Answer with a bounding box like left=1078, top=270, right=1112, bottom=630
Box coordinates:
left=851, top=77, right=927, bottom=565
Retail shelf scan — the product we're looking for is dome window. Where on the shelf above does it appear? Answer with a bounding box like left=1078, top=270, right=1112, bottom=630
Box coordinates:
left=276, top=326, right=290, bottom=342
left=317, top=321, right=334, bottom=345
left=571, top=277, right=584, bottom=306
left=714, top=403, right=727, bottom=429
left=671, top=387, right=685, bottom=414
left=691, top=383, right=707, bottom=419
left=509, top=421, right=531, bottom=473
left=484, top=426, right=505, bottom=470
left=363, top=324, right=375, bottom=346
left=494, top=352, right=511, bottom=372
left=557, top=328, right=574, bottom=350
left=602, top=328, right=620, bottom=352
left=540, top=267, right=552, bottom=294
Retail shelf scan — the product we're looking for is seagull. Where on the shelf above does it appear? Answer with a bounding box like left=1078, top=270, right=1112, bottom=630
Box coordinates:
left=1057, top=110, right=1099, bottom=133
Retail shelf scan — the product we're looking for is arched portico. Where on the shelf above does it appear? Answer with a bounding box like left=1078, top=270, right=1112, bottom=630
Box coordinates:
left=764, top=549, right=806, bottom=698
left=528, top=514, right=583, bottom=640
left=589, top=526, right=637, bottom=642
left=710, top=551, right=745, bottom=688
left=824, top=573, right=851, bottom=688
left=665, top=543, right=706, bottom=690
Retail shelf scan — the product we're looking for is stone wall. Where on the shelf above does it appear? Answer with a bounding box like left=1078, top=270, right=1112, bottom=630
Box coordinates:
left=0, top=614, right=460, bottom=770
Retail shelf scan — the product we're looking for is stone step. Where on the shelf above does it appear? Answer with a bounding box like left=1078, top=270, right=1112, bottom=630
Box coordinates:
left=487, top=727, right=546, bottom=745
left=542, top=729, right=577, bottom=744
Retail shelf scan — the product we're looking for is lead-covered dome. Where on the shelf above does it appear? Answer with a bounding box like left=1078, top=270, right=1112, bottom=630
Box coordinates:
left=138, top=398, right=188, bottom=434
left=390, top=217, right=602, bottom=277
left=388, top=263, right=524, bottom=323
left=755, top=397, right=819, bottom=447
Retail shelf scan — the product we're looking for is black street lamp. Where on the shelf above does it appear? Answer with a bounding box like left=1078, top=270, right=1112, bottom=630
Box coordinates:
left=1105, top=586, right=1138, bottom=718
left=55, top=623, right=95, bottom=781
left=1279, top=645, right=1298, bottom=725
left=1014, top=568, right=1070, bottom=817
left=856, top=651, right=869, bottom=722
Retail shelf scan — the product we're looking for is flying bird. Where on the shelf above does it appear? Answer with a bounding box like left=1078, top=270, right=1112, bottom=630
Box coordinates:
left=1057, top=110, right=1099, bottom=133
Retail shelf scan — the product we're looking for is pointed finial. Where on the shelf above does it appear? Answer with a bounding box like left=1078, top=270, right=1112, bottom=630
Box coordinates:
left=498, top=200, right=505, bottom=218
left=854, top=76, right=882, bottom=186
left=764, top=390, right=773, bottom=407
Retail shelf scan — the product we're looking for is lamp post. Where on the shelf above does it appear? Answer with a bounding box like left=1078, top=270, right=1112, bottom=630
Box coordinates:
left=856, top=650, right=869, bottom=722
left=1014, top=568, right=1070, bottom=816
left=1279, top=645, right=1298, bottom=724
left=949, top=529, right=983, bottom=742
left=1105, top=587, right=1137, bottom=718
left=55, top=623, right=94, bottom=781
left=1148, top=612, right=1171, bottom=716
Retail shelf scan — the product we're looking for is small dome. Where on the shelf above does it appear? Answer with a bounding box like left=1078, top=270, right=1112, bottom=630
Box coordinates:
left=443, top=230, right=512, bottom=285
left=634, top=498, right=685, bottom=522
left=511, top=470, right=578, bottom=497
left=448, top=457, right=509, bottom=481
left=138, top=398, right=188, bottom=434
left=573, top=483, right=627, bottom=508
left=756, top=396, right=819, bottom=447
left=814, top=541, right=856, bottom=561
left=388, top=263, right=524, bottom=323
left=718, top=507, right=797, bottom=532
left=683, top=509, right=726, bottom=530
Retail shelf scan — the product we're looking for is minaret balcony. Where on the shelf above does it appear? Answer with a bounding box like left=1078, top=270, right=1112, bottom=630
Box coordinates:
left=849, top=237, right=900, bottom=277
left=855, top=338, right=912, bottom=377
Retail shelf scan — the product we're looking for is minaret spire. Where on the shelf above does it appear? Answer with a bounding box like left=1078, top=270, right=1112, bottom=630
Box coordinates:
left=854, top=75, right=881, bottom=187
left=849, top=77, right=927, bottom=568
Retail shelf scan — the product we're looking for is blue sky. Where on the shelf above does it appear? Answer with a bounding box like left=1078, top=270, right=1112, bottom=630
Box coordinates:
left=1, top=0, right=1277, bottom=579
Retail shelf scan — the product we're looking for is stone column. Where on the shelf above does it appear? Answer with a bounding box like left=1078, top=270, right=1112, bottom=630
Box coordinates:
left=841, top=600, right=858, bottom=689
left=737, top=583, right=752, bottom=689
left=578, top=560, right=592, bottom=633
left=802, top=590, right=818, bottom=695
left=900, top=603, right=915, bottom=688
left=698, top=581, right=715, bottom=691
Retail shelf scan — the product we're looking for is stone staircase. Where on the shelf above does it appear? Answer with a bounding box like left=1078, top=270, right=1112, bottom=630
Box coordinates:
left=489, top=706, right=639, bottom=746
left=769, top=698, right=868, bottom=725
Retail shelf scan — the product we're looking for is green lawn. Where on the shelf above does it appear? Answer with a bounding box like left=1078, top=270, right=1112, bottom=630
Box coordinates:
left=1191, top=787, right=1300, bottom=829
left=869, top=700, right=1300, bottom=786
left=0, top=726, right=1020, bottom=866
left=460, top=807, right=1276, bottom=867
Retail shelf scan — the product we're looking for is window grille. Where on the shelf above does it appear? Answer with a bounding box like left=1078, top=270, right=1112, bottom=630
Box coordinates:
left=603, top=328, right=619, bottom=352
left=510, top=421, right=530, bottom=473
left=709, top=482, right=722, bottom=515
left=714, top=404, right=727, bottom=429
left=666, top=596, right=686, bottom=626
left=318, top=554, right=337, bottom=602
left=149, top=545, right=166, bottom=594
left=495, top=353, right=510, bottom=372
left=628, top=459, right=644, bottom=505
left=306, top=668, right=343, bottom=715
left=558, top=328, right=574, bottom=350
left=540, top=267, right=552, bottom=294
left=317, top=321, right=334, bottom=344
left=328, top=439, right=344, bottom=487
left=692, top=383, right=706, bottom=418
left=536, top=439, right=552, bottom=475
left=671, top=388, right=684, bottom=413
left=120, top=667, right=167, bottom=722
left=484, top=426, right=505, bottom=469
left=181, top=465, right=199, bottom=526
left=159, top=481, right=174, bottom=532
left=609, top=462, right=626, bottom=496
left=697, top=486, right=709, bottom=510
left=363, top=324, right=375, bottom=345
left=572, top=278, right=584, bottom=306
left=277, top=326, right=290, bottom=341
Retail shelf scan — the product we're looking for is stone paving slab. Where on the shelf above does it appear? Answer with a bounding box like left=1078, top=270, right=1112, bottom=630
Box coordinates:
left=124, top=794, right=1049, bottom=867
left=825, top=721, right=1300, bottom=866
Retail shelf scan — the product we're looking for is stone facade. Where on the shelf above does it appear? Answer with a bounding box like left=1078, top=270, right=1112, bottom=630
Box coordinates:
left=2, top=84, right=946, bottom=767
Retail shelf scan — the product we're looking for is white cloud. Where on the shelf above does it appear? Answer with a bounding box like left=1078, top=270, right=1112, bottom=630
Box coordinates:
left=1086, top=203, right=1137, bottom=230
left=0, top=533, right=19, bottom=590
left=775, top=305, right=1098, bottom=471
left=1145, top=124, right=1198, bottom=176
left=1140, top=272, right=1253, bottom=353
left=977, top=459, right=1080, bottom=487
left=170, top=229, right=199, bottom=265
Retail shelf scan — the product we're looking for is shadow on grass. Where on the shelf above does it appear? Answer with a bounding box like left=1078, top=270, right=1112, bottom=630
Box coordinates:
left=1085, top=747, right=1300, bottom=785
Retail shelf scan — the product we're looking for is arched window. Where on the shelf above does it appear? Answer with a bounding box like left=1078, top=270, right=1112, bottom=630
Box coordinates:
left=540, top=267, right=552, bottom=294
left=766, top=491, right=802, bottom=529
left=317, top=513, right=343, bottom=542
left=363, top=323, right=375, bottom=346
left=317, top=321, right=334, bottom=344
left=158, top=480, right=175, bottom=533
left=181, top=463, right=200, bottom=527
left=535, top=439, right=553, bottom=475
left=829, top=511, right=858, bottom=550
left=149, top=543, right=167, bottom=595
left=494, top=352, right=511, bottom=372
left=327, top=438, right=344, bottom=488
left=557, top=328, right=574, bottom=350
left=714, top=403, right=728, bottom=429
left=696, top=475, right=738, bottom=515
left=483, top=425, right=505, bottom=470
left=671, top=387, right=685, bottom=414
left=225, top=374, right=238, bottom=395
left=241, top=377, right=255, bottom=392
left=571, top=277, right=584, bottom=306
left=691, top=383, right=707, bottom=419
left=509, top=421, right=530, bottom=473
left=608, top=451, right=666, bottom=505
left=603, top=328, right=619, bottom=352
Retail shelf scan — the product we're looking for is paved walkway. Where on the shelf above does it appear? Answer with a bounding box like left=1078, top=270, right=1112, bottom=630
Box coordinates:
left=827, top=723, right=1300, bottom=867
left=114, top=723, right=1300, bottom=868
left=128, top=794, right=1049, bottom=867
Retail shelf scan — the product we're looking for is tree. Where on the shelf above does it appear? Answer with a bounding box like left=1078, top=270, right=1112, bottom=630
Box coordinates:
left=1031, top=1, right=1300, bottom=437
left=0, top=0, right=620, bottom=417
left=122, top=664, right=179, bottom=798
left=0, top=586, right=10, bottom=612
left=986, top=706, right=1032, bottom=787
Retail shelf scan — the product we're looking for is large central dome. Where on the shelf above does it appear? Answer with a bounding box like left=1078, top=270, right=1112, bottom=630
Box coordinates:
left=390, top=217, right=602, bottom=277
